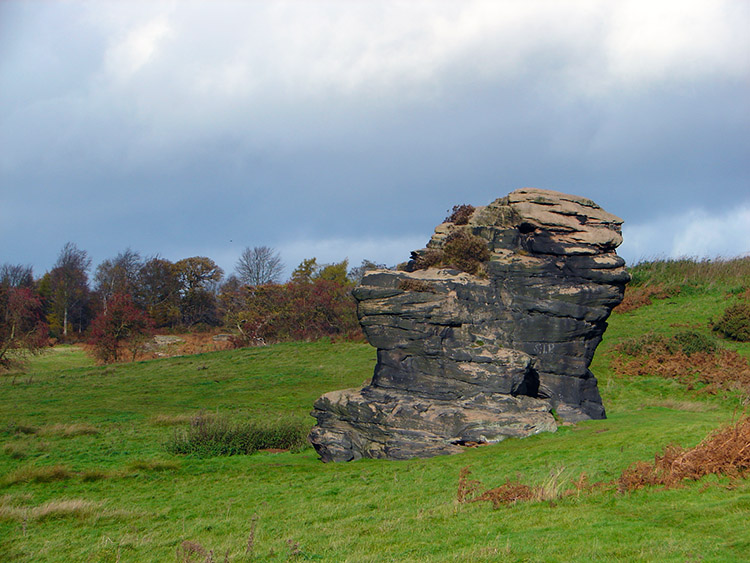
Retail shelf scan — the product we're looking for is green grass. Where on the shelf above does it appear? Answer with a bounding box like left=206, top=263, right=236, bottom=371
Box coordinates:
left=1, top=301, right=749, bottom=560
left=627, top=256, right=750, bottom=293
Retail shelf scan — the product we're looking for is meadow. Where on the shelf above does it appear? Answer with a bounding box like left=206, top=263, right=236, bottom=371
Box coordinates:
left=1, top=259, right=749, bottom=562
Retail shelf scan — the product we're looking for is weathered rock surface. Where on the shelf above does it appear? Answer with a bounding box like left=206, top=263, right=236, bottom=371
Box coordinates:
left=310, top=188, right=629, bottom=462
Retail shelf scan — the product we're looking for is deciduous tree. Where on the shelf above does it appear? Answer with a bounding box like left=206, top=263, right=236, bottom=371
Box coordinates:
left=48, top=242, right=92, bottom=338
left=236, top=246, right=284, bottom=286
left=174, top=257, right=224, bottom=327
left=135, top=257, right=181, bottom=328
left=89, top=293, right=153, bottom=363
left=0, top=263, right=34, bottom=288
left=290, top=258, right=319, bottom=284
left=347, top=259, right=386, bottom=284
left=94, top=248, right=142, bottom=312
left=0, top=284, right=48, bottom=370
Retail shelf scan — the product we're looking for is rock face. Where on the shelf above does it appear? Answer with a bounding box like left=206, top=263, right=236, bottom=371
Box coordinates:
left=309, top=188, right=629, bottom=462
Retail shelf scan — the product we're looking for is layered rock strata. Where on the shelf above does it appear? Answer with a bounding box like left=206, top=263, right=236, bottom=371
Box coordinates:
left=310, top=188, right=629, bottom=462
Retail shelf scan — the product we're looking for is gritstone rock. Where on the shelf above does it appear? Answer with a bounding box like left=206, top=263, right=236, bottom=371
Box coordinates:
left=309, top=188, right=629, bottom=462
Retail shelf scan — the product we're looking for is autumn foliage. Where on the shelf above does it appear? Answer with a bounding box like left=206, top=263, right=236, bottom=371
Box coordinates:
left=222, top=279, right=362, bottom=346
left=89, top=293, right=154, bottom=363
left=0, top=286, right=48, bottom=369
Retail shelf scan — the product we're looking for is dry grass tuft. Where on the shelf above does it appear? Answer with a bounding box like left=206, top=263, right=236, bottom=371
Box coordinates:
left=127, top=459, right=181, bottom=472
left=39, top=423, right=100, bottom=437
left=618, top=415, right=750, bottom=492
left=0, top=496, right=100, bottom=522
left=3, top=464, right=73, bottom=485
left=2, top=422, right=38, bottom=435
left=81, top=469, right=118, bottom=482
left=2, top=442, right=29, bottom=459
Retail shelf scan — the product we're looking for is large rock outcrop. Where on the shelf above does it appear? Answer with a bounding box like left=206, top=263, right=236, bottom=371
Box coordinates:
left=310, top=188, right=629, bottom=462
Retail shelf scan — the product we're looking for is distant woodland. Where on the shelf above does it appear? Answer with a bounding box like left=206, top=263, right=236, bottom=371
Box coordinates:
left=1, top=243, right=382, bottom=366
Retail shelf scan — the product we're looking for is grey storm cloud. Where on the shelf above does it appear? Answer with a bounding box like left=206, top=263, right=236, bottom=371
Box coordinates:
left=1, top=0, right=748, bottom=277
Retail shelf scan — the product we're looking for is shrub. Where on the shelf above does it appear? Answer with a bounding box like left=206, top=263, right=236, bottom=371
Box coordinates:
left=442, top=231, right=491, bottom=275
left=671, top=330, right=718, bottom=356
left=713, top=301, right=750, bottom=342
left=445, top=204, right=475, bottom=225
left=165, top=413, right=309, bottom=458
left=616, top=331, right=717, bottom=357
left=89, top=293, right=154, bottom=363
left=413, top=249, right=445, bottom=270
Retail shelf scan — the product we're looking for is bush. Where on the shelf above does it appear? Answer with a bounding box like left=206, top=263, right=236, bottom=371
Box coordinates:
left=442, top=231, right=490, bottom=275
left=165, top=413, right=309, bottom=458
left=616, top=331, right=717, bottom=357
left=413, top=249, right=445, bottom=270
left=713, top=302, right=750, bottom=342
left=445, top=204, right=475, bottom=225
left=671, top=330, right=718, bottom=356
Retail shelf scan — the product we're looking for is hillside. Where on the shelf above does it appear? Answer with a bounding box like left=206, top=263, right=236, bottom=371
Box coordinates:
left=1, top=259, right=749, bottom=562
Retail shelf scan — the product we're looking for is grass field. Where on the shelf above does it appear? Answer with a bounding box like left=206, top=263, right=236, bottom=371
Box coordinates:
left=1, top=272, right=749, bottom=561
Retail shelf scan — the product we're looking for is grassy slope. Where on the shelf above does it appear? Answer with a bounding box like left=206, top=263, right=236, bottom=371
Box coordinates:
left=1, top=294, right=749, bottom=561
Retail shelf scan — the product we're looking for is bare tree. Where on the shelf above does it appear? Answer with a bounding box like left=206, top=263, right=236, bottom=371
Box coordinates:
left=49, top=242, right=92, bottom=337
left=236, top=246, right=284, bottom=286
left=94, top=248, right=142, bottom=312
left=0, top=263, right=34, bottom=288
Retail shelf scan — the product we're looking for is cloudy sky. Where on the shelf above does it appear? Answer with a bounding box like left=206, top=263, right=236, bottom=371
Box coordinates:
left=1, top=1, right=748, bottom=280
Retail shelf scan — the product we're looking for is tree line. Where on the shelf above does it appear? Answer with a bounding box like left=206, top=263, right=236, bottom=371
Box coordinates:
left=1, top=243, right=385, bottom=367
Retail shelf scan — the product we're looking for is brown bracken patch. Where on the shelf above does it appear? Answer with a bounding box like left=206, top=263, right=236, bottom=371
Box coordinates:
left=618, top=415, right=750, bottom=492
left=611, top=348, right=750, bottom=394
left=613, top=284, right=680, bottom=314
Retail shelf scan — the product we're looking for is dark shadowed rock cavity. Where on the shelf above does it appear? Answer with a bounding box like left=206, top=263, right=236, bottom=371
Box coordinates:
left=309, top=188, right=629, bottom=461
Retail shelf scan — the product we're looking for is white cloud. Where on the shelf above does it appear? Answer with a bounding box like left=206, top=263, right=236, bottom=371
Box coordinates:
left=89, top=0, right=749, bottom=105
left=104, top=17, right=174, bottom=80
left=620, top=204, right=750, bottom=264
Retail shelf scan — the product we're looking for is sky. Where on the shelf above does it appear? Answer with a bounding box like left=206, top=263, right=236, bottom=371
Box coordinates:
left=1, top=0, right=748, bottom=281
